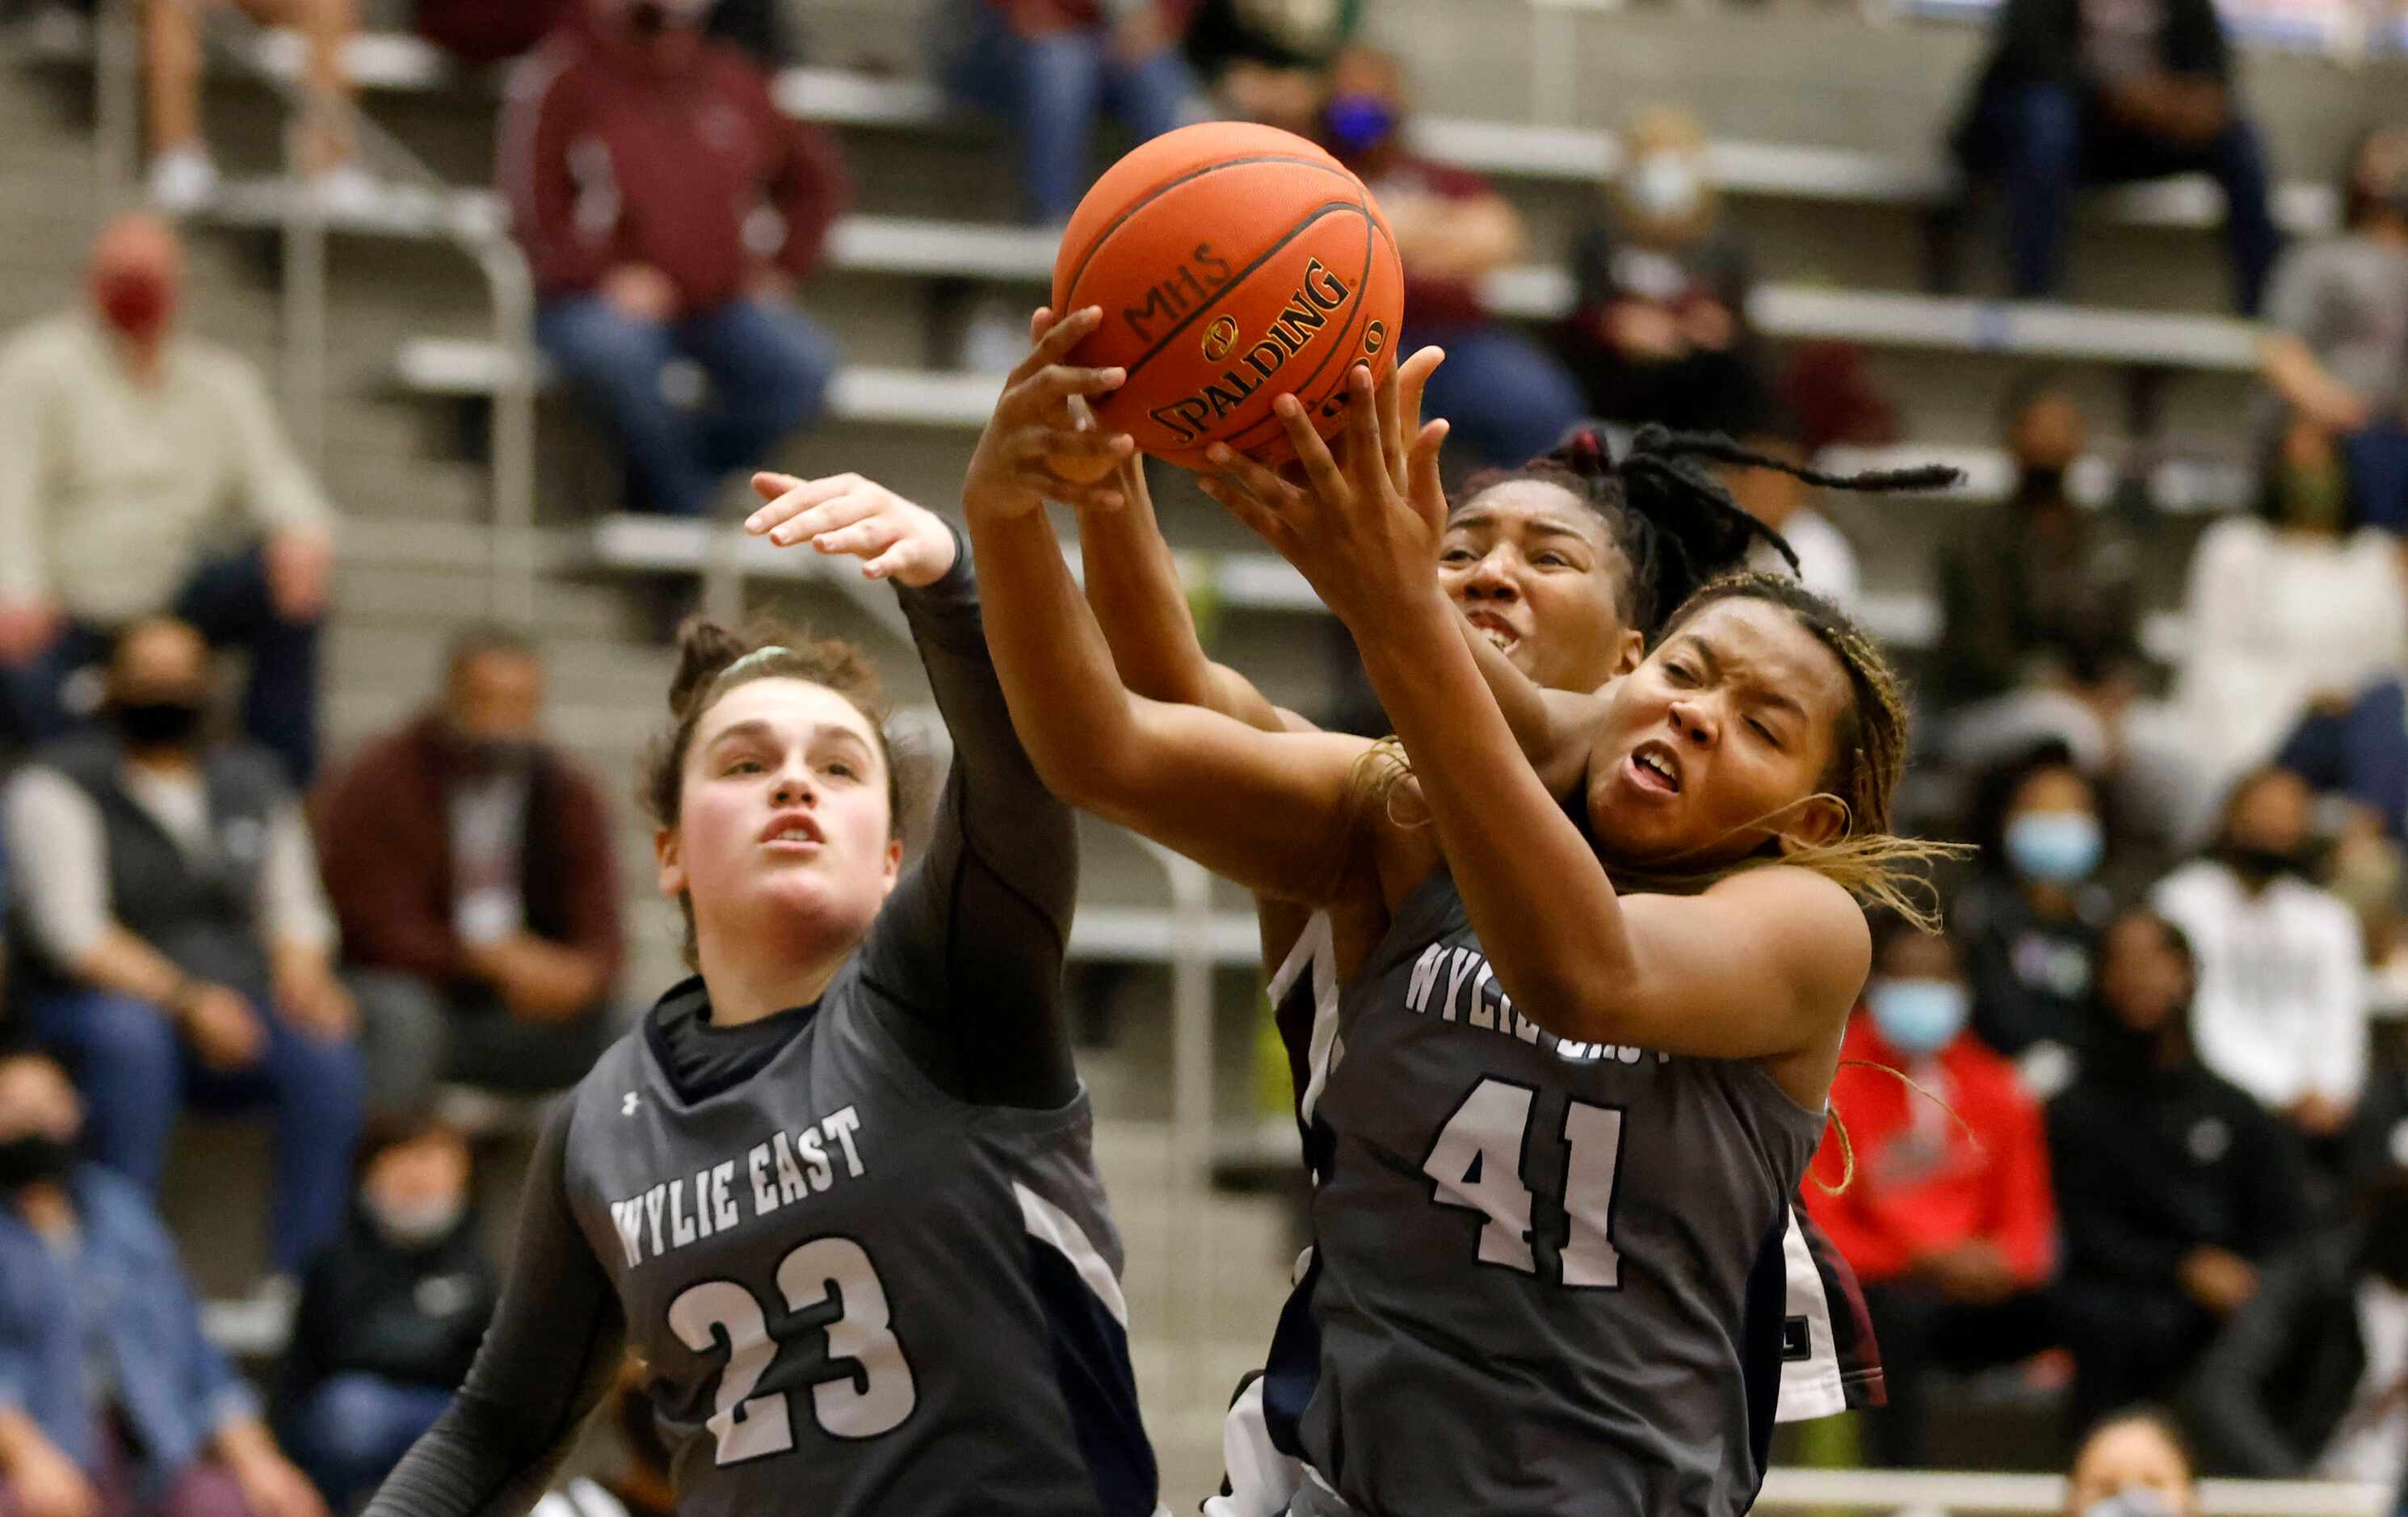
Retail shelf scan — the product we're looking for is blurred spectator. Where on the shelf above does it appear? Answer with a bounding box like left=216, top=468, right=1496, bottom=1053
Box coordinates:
left=1318, top=45, right=1582, bottom=472
left=2186, top=1166, right=2408, bottom=1486
left=1, top=618, right=366, bottom=1286
left=319, top=627, right=621, bottom=1113
left=2050, top=910, right=2308, bottom=1430
left=2175, top=415, right=2408, bottom=802
left=276, top=1118, right=495, bottom=1511
left=1183, top=0, right=1359, bottom=137
left=1554, top=107, right=1767, bottom=437
left=2153, top=767, right=2370, bottom=1154
left=2260, top=125, right=2408, bottom=534
left=1953, top=744, right=2112, bottom=1090
left=1718, top=422, right=1861, bottom=609
left=143, top=0, right=372, bottom=214
left=0, top=1047, right=327, bottom=1517
left=503, top=0, right=847, bottom=520
left=2279, top=675, right=2408, bottom=845
left=2062, top=1406, right=2201, bottom=1517
left=1947, top=0, right=2279, bottom=313
left=940, top=0, right=1198, bottom=225
left=0, top=213, right=334, bottom=786
left=414, top=0, right=797, bottom=67
left=1803, top=918, right=2058, bottom=1468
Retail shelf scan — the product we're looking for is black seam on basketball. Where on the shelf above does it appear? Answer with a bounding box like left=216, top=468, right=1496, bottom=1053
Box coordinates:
left=1059, top=153, right=1359, bottom=297
left=1106, top=200, right=1369, bottom=380
left=1215, top=199, right=1393, bottom=456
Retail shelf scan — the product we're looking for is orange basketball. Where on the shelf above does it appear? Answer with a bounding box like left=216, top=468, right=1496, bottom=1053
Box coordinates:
left=1051, top=121, right=1404, bottom=470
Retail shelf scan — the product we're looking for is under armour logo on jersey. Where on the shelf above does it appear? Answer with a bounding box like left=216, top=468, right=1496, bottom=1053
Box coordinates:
left=622, top=1092, right=641, bottom=1116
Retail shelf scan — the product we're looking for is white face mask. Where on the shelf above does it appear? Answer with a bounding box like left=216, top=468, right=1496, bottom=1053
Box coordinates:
left=1627, top=152, right=1705, bottom=220
left=367, top=1191, right=465, bottom=1249
left=2081, top=1488, right=2182, bottom=1517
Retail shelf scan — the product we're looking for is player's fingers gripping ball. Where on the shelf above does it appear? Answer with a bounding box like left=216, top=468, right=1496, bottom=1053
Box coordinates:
left=1049, top=120, right=1406, bottom=473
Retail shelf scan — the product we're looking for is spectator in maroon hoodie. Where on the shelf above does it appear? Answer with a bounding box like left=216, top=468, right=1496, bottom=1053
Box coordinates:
left=500, top=0, right=848, bottom=519
left=940, top=0, right=1200, bottom=225
left=1318, top=44, right=1582, bottom=472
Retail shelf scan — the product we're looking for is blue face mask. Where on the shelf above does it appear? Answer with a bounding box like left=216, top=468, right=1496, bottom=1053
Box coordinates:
left=1323, top=94, right=1397, bottom=158
left=2004, top=811, right=2103, bottom=884
left=1866, top=977, right=1970, bottom=1056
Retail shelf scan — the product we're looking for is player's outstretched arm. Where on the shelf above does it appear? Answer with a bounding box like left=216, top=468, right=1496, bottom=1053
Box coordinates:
left=963, top=308, right=1372, bottom=907
left=364, top=1105, right=626, bottom=1517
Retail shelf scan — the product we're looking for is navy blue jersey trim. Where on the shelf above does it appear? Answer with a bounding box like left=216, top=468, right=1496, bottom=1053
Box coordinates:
left=1024, top=1238, right=1158, bottom=1517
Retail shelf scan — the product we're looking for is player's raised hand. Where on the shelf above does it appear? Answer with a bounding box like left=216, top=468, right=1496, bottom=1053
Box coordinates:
left=962, top=305, right=1135, bottom=521
left=746, top=473, right=960, bottom=588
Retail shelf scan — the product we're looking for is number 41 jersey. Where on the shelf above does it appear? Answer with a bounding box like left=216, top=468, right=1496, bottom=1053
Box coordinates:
left=557, top=974, right=1162, bottom=1517
left=1263, top=868, right=1828, bottom=1517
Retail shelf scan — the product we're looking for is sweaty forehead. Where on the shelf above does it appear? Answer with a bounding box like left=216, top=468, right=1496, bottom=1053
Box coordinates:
left=1669, top=599, right=1850, bottom=714
left=1448, top=481, right=1612, bottom=548
left=696, top=677, right=881, bottom=753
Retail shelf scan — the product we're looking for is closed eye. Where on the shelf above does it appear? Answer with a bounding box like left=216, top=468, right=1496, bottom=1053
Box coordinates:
left=1663, top=662, right=1698, bottom=687
left=1746, top=718, right=1783, bottom=748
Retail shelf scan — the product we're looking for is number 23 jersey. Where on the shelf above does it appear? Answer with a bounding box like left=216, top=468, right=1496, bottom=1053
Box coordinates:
left=1263, top=866, right=1828, bottom=1517
left=557, top=971, right=1161, bottom=1517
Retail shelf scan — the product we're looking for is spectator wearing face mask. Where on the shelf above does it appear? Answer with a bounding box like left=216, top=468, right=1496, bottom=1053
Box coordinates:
left=2261, top=126, right=2408, bottom=535
left=2187, top=1166, right=2408, bottom=1488
left=2050, top=910, right=2309, bottom=1430
left=2153, top=767, right=2371, bottom=1154
left=1315, top=44, right=1584, bottom=472
left=275, top=1119, right=497, bottom=1511
left=940, top=0, right=1200, bottom=225
left=0, top=1045, right=329, bottom=1517
left=2062, top=1407, right=2203, bottom=1517
left=502, top=0, right=849, bottom=521
left=0, top=618, right=368, bottom=1295
left=1181, top=0, right=1359, bottom=137
left=2175, top=415, right=2408, bottom=801
left=1802, top=918, right=2058, bottom=1468
left=1553, top=107, right=1768, bottom=438
left=0, top=214, right=336, bottom=785
left=318, top=628, right=623, bottom=1115
left=1952, top=744, right=2113, bottom=1094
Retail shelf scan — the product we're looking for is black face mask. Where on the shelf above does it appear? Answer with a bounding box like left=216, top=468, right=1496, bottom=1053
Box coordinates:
left=2221, top=843, right=2310, bottom=885
left=112, top=698, right=204, bottom=749
left=628, top=1, right=668, bottom=35
left=459, top=735, right=536, bottom=775
left=2018, top=464, right=2069, bottom=504
left=0, top=1135, right=77, bottom=1193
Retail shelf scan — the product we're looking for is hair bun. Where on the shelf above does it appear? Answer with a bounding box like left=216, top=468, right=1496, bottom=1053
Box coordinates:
left=666, top=618, right=750, bottom=720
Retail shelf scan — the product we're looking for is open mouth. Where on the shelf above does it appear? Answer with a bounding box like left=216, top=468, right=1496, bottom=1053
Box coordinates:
left=759, top=813, right=826, bottom=850
left=1628, top=741, right=1682, bottom=795
left=1464, top=609, right=1519, bottom=652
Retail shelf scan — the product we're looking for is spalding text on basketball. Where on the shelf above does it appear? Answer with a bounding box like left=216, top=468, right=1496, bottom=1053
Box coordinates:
left=1145, top=258, right=1354, bottom=445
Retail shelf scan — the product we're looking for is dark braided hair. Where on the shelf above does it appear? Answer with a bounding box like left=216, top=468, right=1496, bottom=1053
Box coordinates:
left=1459, top=425, right=1962, bottom=638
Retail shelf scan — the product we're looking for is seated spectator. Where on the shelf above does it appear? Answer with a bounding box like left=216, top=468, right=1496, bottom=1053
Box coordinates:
left=1, top=617, right=365, bottom=1288
left=1946, top=0, right=2277, bottom=313
left=2063, top=1406, right=2201, bottom=1517
left=2175, top=414, right=2408, bottom=801
left=0, top=213, right=335, bottom=784
left=1316, top=45, right=1582, bottom=472
left=1182, top=0, right=1358, bottom=137
left=1954, top=743, right=2114, bottom=1090
left=940, top=0, right=1197, bottom=225
left=319, top=628, right=621, bottom=1112
left=143, top=0, right=373, bottom=214
left=1717, top=417, right=1861, bottom=609
left=2050, top=910, right=2308, bottom=1431
left=2153, top=767, right=2371, bottom=1158
left=1802, top=917, right=2057, bottom=1468
left=2186, top=1165, right=2408, bottom=1487
left=1553, top=107, right=1767, bottom=437
left=2261, top=126, right=2408, bottom=534
left=276, top=1117, right=496, bottom=1511
left=415, top=0, right=794, bottom=68
left=504, top=0, right=847, bottom=521
left=2279, top=674, right=2408, bottom=844
left=0, top=1045, right=328, bottom=1517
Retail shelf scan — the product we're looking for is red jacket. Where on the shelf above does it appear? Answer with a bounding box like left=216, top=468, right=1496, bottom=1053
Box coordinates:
left=498, top=21, right=850, bottom=309
left=1802, top=1013, right=2058, bottom=1288
left=315, top=713, right=623, bottom=993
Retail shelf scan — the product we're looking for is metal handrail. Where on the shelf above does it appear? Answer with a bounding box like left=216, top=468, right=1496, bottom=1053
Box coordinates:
left=88, top=2, right=540, bottom=624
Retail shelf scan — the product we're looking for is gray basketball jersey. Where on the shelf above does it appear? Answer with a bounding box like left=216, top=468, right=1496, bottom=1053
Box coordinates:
left=1256, top=871, right=1826, bottom=1516
left=557, top=970, right=1160, bottom=1517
